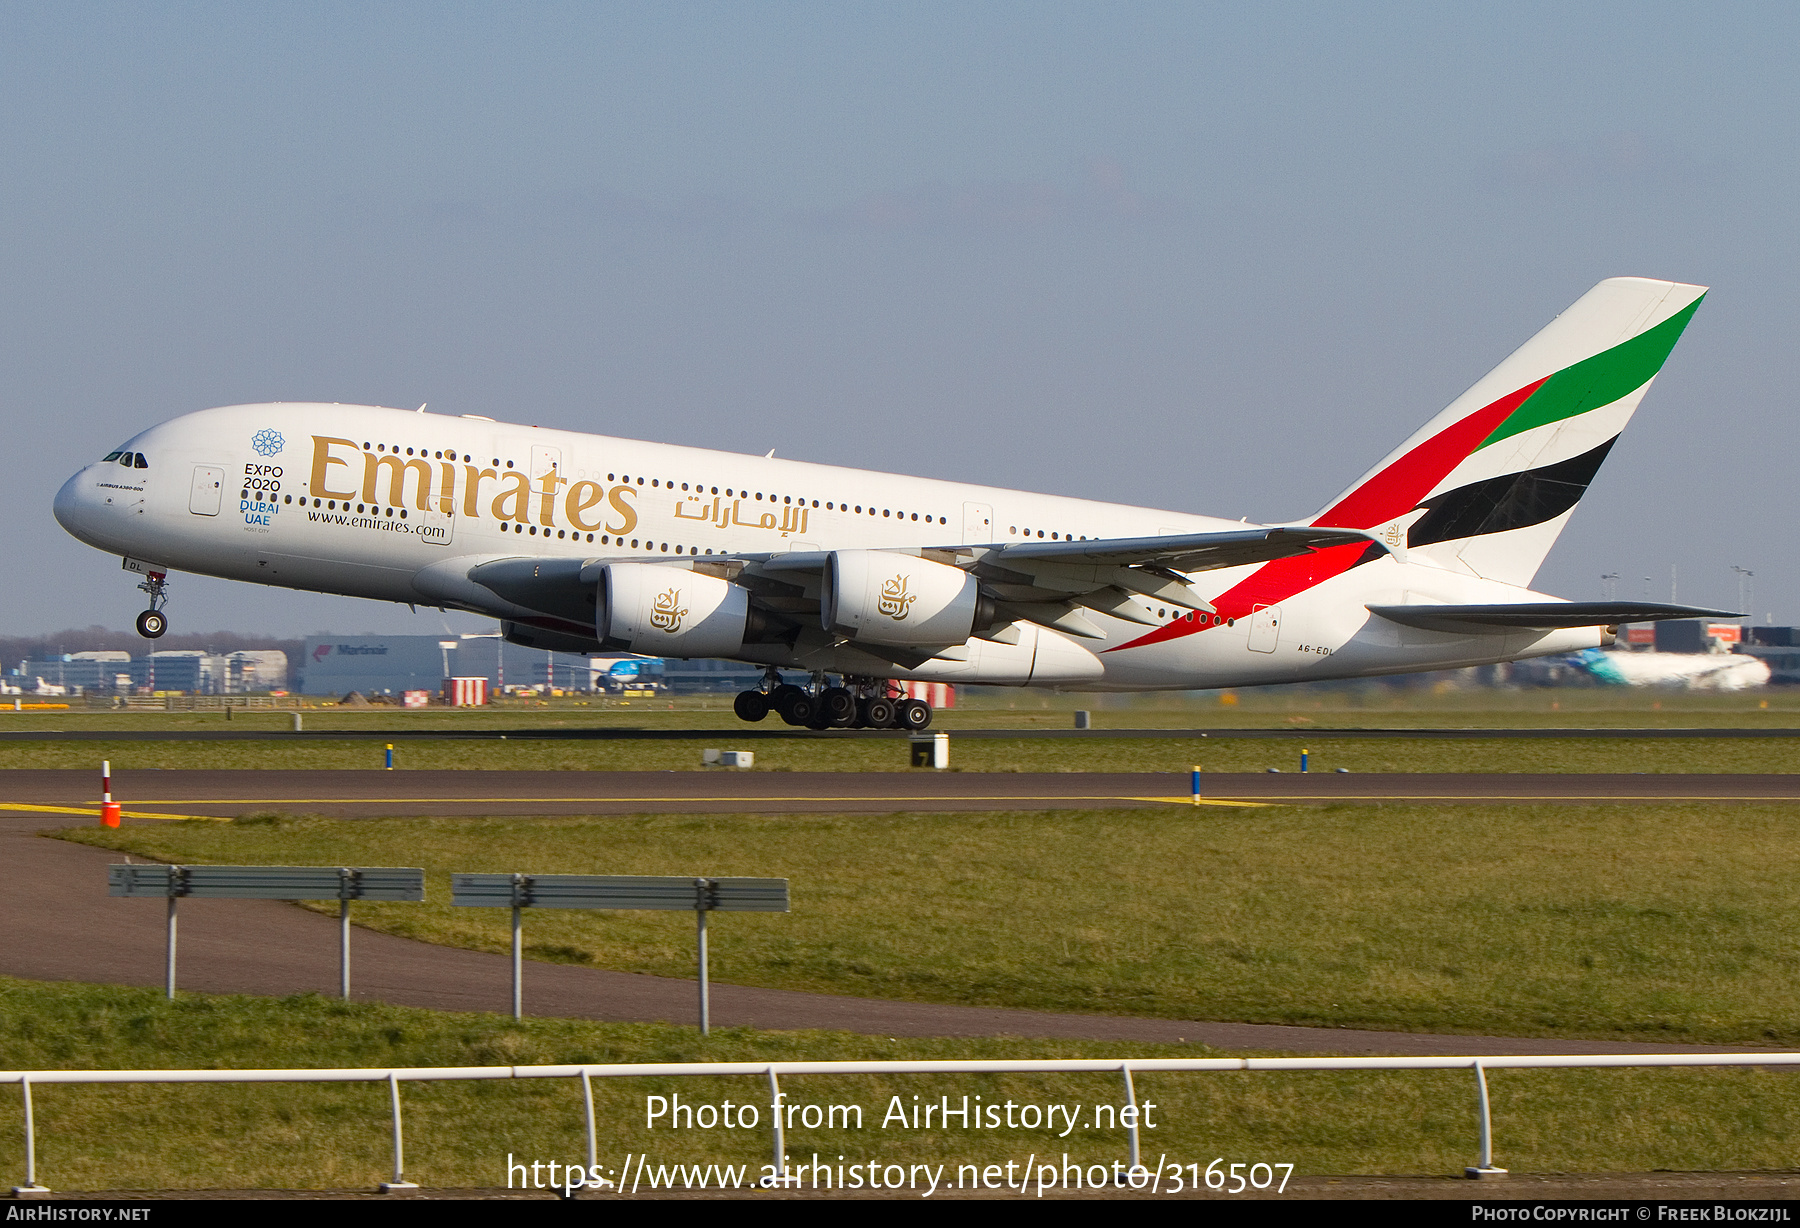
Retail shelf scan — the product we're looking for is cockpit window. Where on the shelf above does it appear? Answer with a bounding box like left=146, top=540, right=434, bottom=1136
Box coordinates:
left=132, top=453, right=148, bottom=469
left=103, top=452, right=123, bottom=462
left=118, top=454, right=134, bottom=467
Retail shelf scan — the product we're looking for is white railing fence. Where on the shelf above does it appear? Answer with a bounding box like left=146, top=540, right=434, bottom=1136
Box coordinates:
left=6, top=1051, right=1796, bottom=1194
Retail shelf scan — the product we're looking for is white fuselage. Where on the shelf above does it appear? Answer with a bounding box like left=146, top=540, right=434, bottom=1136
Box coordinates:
left=54, top=403, right=1602, bottom=690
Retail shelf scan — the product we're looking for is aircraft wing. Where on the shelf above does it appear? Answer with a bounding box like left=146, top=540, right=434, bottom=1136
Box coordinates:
left=1367, top=601, right=1740, bottom=634
left=949, top=525, right=1383, bottom=632
left=982, top=525, right=1380, bottom=573
left=419, top=526, right=1388, bottom=648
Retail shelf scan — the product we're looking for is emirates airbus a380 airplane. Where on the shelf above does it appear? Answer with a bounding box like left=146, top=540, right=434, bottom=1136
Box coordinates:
left=55, top=277, right=1731, bottom=730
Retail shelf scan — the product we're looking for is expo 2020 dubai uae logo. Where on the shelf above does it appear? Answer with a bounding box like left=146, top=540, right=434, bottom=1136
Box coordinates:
left=251, top=429, right=285, bottom=457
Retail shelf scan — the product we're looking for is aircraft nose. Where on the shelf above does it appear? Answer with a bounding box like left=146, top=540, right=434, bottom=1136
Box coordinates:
left=54, top=464, right=112, bottom=546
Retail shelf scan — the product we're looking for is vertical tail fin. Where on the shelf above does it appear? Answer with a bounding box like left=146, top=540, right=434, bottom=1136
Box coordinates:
left=1309, top=277, right=1706, bottom=587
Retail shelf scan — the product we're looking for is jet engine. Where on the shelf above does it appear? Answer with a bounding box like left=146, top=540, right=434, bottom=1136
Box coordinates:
left=599, top=563, right=752, bottom=657
left=821, top=550, right=994, bottom=647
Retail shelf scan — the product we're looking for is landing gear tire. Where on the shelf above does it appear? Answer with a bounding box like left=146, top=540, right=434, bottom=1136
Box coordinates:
left=819, top=687, right=857, bottom=728
left=860, top=697, right=896, bottom=728
left=135, top=609, right=167, bottom=639
left=776, top=690, right=816, bottom=727
left=896, top=698, right=933, bottom=730
left=733, top=690, right=770, bottom=722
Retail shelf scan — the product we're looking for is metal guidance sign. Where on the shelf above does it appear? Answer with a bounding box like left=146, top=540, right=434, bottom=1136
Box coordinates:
left=109, top=864, right=424, bottom=999
left=451, top=873, right=790, bottom=1030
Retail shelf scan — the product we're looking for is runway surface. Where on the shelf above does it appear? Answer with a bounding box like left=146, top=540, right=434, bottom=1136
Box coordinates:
left=5, top=768, right=1800, bottom=819
left=0, top=806, right=1767, bottom=1056
left=5, top=724, right=1800, bottom=742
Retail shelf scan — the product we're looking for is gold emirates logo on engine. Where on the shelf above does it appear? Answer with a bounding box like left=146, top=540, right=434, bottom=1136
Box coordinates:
left=878, top=574, right=917, bottom=621
left=650, top=588, right=687, bottom=633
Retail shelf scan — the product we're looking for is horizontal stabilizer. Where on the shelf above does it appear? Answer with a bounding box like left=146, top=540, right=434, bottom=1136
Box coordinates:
left=1368, top=601, right=1739, bottom=634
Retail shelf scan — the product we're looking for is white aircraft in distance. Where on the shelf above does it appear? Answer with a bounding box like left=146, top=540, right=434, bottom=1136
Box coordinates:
left=56, top=276, right=1733, bottom=730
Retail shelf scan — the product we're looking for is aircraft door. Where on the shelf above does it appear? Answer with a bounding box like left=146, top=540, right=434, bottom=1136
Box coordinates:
left=529, top=446, right=562, bottom=483
left=188, top=466, right=223, bottom=516
left=962, top=502, right=993, bottom=544
left=1248, top=604, right=1282, bottom=653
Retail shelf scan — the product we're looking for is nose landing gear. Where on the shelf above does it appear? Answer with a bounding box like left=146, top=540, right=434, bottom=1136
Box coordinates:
left=134, top=571, right=169, bottom=639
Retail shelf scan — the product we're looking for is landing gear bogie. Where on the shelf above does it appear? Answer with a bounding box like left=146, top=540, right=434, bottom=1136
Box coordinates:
left=731, top=676, right=922, bottom=730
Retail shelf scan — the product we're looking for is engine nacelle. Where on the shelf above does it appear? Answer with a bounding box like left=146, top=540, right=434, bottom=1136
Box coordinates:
left=821, top=551, right=987, bottom=647
left=599, top=563, right=750, bottom=657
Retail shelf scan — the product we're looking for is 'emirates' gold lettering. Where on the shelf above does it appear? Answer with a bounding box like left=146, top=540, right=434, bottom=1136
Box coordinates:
left=306, top=436, right=813, bottom=543
left=462, top=464, right=497, bottom=517
left=606, top=485, right=639, bottom=535
left=538, top=467, right=563, bottom=526
left=566, top=481, right=606, bottom=531
left=363, top=453, right=434, bottom=509
left=310, top=436, right=360, bottom=501
left=491, top=470, right=533, bottom=524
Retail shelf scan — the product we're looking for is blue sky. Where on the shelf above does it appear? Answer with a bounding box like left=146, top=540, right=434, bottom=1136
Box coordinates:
left=4, top=3, right=1795, bottom=634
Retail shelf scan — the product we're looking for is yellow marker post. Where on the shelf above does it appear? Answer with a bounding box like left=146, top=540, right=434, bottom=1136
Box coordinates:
left=384, top=744, right=394, bottom=771
left=1191, top=765, right=1202, bottom=805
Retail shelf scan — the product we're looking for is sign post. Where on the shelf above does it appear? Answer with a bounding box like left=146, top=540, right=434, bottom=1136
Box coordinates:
left=110, top=864, right=425, bottom=998
left=451, top=873, right=790, bottom=1033
left=695, top=883, right=710, bottom=1034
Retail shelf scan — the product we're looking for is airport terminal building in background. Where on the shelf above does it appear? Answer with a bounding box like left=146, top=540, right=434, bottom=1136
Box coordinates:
left=294, top=635, right=761, bottom=696
left=8, top=649, right=289, bottom=696
left=12, top=623, right=1800, bottom=697
left=191, top=624, right=1800, bottom=694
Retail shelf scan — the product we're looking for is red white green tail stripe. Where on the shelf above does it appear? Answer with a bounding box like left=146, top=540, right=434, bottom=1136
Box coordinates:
left=1112, top=277, right=1705, bottom=653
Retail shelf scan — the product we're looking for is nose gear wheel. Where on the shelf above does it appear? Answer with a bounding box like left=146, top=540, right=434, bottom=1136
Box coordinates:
left=134, top=570, right=170, bottom=639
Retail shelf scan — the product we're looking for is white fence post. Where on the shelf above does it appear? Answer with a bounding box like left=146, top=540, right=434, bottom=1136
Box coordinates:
left=581, top=1069, right=596, bottom=1177
left=10, top=1074, right=49, bottom=1197
left=380, top=1072, right=418, bottom=1192
left=767, top=1066, right=785, bottom=1182
left=1121, top=1064, right=1140, bottom=1173
left=1465, top=1060, right=1507, bottom=1179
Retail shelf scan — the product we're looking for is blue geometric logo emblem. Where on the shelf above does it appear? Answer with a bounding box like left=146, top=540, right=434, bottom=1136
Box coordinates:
left=251, top=429, right=285, bottom=457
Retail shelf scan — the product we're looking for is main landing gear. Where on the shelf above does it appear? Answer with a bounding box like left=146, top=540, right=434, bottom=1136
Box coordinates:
left=134, top=571, right=170, bottom=640
left=733, top=672, right=932, bottom=730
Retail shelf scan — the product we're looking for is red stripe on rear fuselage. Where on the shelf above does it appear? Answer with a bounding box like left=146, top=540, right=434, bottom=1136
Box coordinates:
left=1107, top=377, right=1545, bottom=653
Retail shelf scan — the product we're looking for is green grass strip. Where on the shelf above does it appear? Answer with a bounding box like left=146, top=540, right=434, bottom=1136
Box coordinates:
left=3, top=977, right=1800, bottom=1189
left=62, top=802, right=1800, bottom=1047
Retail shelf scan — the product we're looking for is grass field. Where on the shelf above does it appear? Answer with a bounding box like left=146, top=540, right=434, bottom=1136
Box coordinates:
left=4, top=978, right=1800, bottom=1189
left=61, top=802, right=1800, bottom=1047
left=5, top=687, right=1797, bottom=774
left=7, top=734, right=1800, bottom=773
left=2, top=684, right=1795, bottom=733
